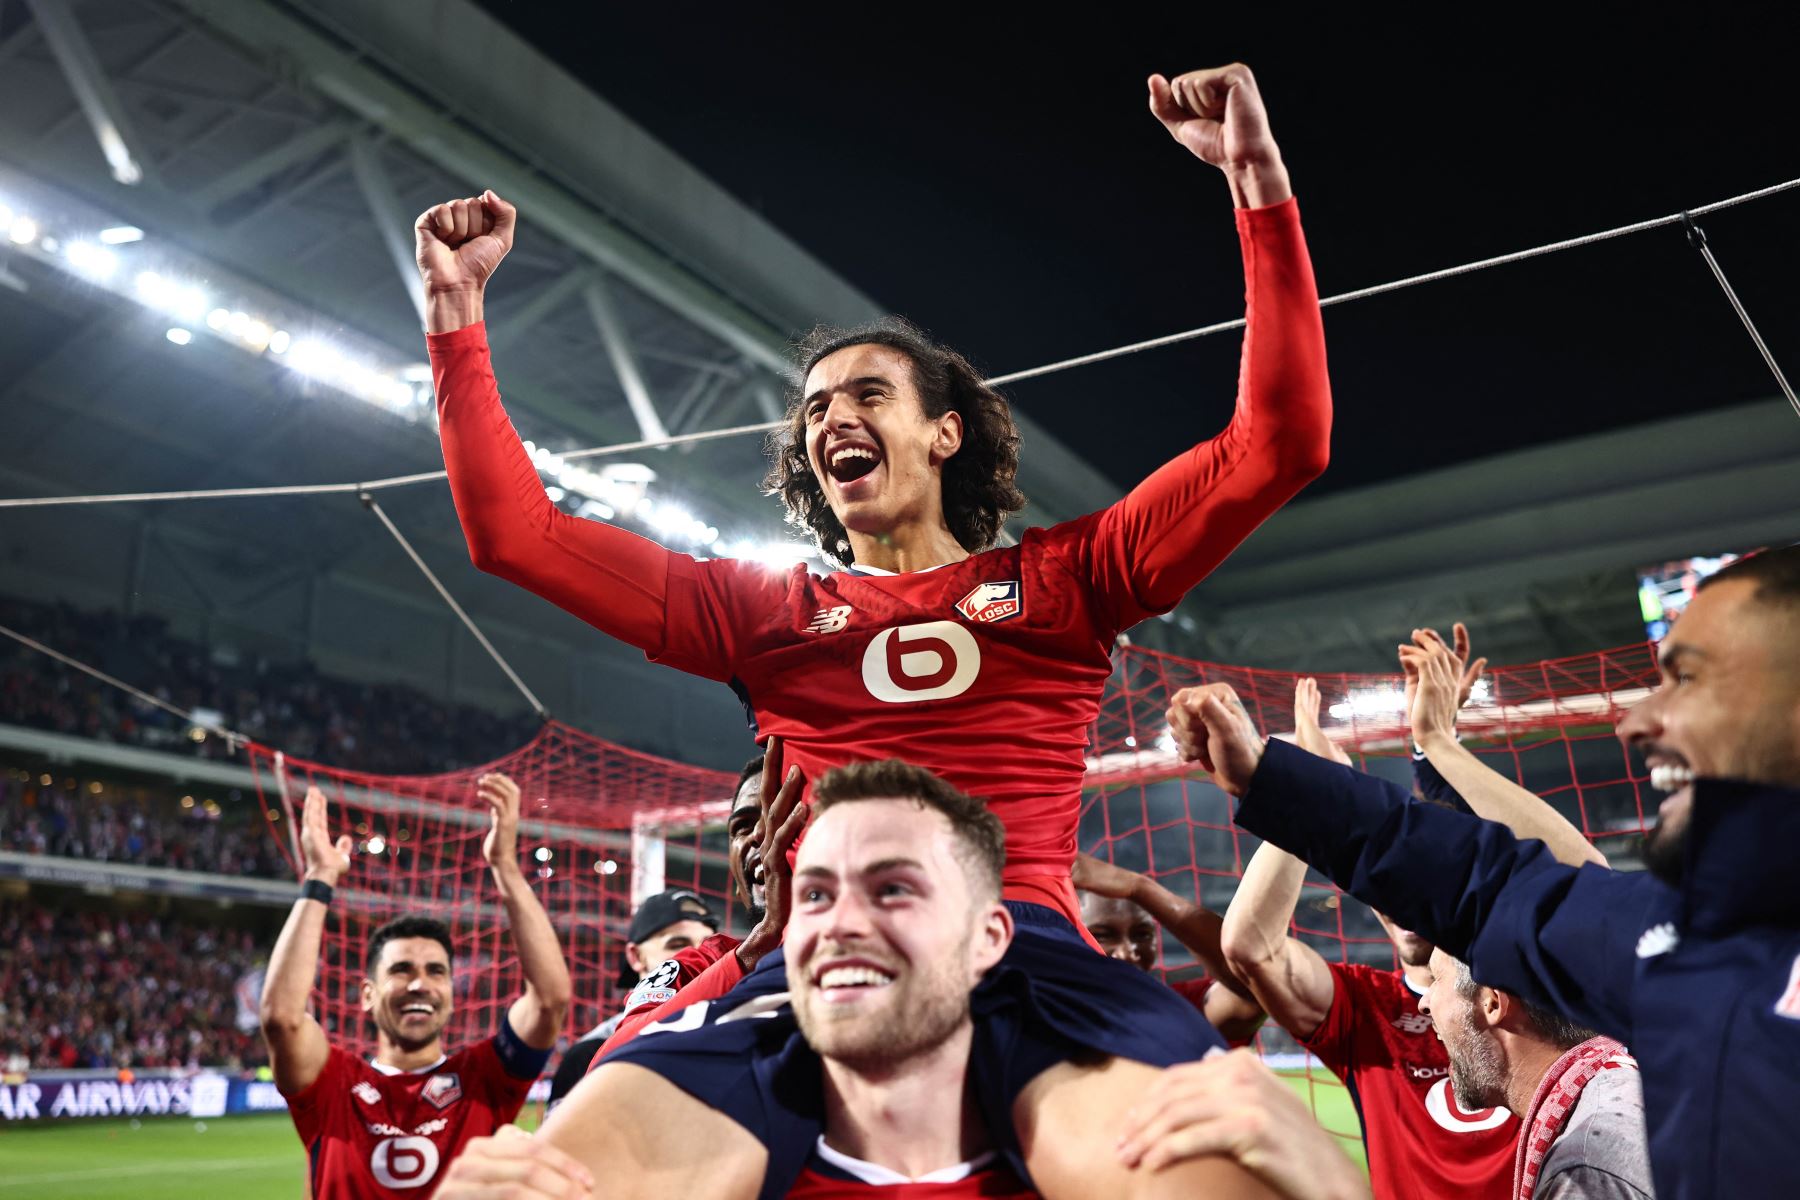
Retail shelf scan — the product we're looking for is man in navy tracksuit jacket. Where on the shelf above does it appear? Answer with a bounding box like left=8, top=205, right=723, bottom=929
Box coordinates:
left=1169, top=545, right=1800, bottom=1200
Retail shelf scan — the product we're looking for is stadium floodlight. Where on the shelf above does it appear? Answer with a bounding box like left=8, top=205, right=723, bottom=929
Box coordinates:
left=1328, top=685, right=1409, bottom=722
left=8, top=215, right=39, bottom=245
left=0, top=202, right=12, bottom=228
left=97, top=225, right=143, bottom=244
left=366, top=836, right=387, bottom=855
left=534, top=847, right=553, bottom=863
left=65, top=241, right=119, bottom=280
left=165, top=327, right=192, bottom=345
left=206, top=307, right=230, bottom=331
left=573, top=499, right=614, bottom=521
left=267, top=329, right=291, bottom=355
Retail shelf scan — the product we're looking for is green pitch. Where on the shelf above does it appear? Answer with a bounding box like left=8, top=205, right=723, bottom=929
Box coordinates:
left=0, top=1083, right=1357, bottom=1198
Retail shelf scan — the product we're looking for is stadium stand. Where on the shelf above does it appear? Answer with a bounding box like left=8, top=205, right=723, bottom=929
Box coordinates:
left=0, top=594, right=539, bottom=774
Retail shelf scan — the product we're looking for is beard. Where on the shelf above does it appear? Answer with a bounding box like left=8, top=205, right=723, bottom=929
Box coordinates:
left=376, top=1007, right=447, bottom=1052
left=795, top=954, right=969, bottom=1073
left=1447, top=1009, right=1506, bottom=1111
left=1642, top=812, right=1688, bottom=885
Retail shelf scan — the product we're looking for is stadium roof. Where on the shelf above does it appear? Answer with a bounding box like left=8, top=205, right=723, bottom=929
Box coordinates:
left=1, top=0, right=1795, bottom=769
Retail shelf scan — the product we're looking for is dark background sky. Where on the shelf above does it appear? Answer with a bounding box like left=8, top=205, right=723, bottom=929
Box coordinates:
left=473, top=5, right=1798, bottom=497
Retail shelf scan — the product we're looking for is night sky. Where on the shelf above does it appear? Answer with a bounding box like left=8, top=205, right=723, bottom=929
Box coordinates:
left=473, top=7, right=1799, bottom=497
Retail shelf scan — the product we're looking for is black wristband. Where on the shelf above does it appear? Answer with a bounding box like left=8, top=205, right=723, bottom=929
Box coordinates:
left=300, top=878, right=335, bottom=906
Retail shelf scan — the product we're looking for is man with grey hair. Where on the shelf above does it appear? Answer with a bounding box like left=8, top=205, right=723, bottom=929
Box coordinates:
left=1418, top=948, right=1652, bottom=1200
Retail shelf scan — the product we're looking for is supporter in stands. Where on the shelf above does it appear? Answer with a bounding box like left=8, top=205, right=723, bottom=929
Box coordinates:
left=1072, top=853, right=1265, bottom=1045
left=0, top=899, right=268, bottom=1070
left=1418, top=949, right=1652, bottom=1200
left=262, top=776, right=570, bottom=1197
left=445, top=760, right=1353, bottom=1199
left=1174, top=544, right=1800, bottom=1197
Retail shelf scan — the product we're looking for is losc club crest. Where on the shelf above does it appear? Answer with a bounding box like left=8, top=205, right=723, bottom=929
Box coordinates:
left=421, top=1072, right=462, bottom=1110
left=956, top=581, right=1023, bottom=625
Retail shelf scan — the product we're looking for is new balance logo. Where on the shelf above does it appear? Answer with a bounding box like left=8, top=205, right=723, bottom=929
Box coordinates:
left=1391, top=1012, right=1434, bottom=1035
left=352, top=1081, right=382, bottom=1106
left=1636, top=922, right=1680, bottom=959
left=804, top=605, right=852, bottom=634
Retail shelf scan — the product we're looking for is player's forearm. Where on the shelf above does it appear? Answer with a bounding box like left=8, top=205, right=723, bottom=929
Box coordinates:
left=493, top=863, right=573, bottom=1044
left=261, top=894, right=328, bottom=1031
left=1128, top=875, right=1248, bottom=997
left=426, top=287, right=484, bottom=334
left=1417, top=731, right=1608, bottom=868
left=1220, top=842, right=1310, bottom=975
left=428, top=322, right=673, bottom=651
left=1224, top=159, right=1292, bottom=210
left=1108, top=198, right=1331, bottom=613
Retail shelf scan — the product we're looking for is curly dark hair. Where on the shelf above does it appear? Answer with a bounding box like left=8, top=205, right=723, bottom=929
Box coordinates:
left=765, top=317, right=1026, bottom=567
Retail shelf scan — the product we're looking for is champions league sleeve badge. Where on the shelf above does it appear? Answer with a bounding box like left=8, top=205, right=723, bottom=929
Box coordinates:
left=956, top=581, right=1023, bottom=625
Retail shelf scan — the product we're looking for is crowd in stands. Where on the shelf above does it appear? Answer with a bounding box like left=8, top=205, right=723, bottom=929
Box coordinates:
left=0, top=767, right=288, bottom=879
left=0, top=900, right=270, bottom=1072
left=0, top=593, right=538, bottom=774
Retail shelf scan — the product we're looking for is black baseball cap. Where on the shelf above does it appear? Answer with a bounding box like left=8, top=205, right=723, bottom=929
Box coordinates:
left=627, top=888, right=720, bottom=945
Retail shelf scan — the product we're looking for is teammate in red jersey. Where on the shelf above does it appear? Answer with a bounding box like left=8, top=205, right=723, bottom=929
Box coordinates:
left=416, top=61, right=1330, bottom=929
left=1182, top=651, right=1605, bottom=1200
left=438, top=761, right=1285, bottom=1200
left=261, top=779, right=571, bottom=1198
left=594, top=741, right=807, bottom=1058
left=1072, top=852, right=1265, bottom=1046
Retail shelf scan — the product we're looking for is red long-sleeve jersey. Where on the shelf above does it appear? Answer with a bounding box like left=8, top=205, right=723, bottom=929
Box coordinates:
left=431, top=198, right=1330, bottom=926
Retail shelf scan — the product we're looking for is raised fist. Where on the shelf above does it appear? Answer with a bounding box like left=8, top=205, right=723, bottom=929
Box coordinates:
left=1148, top=64, right=1281, bottom=175
left=415, top=190, right=516, bottom=296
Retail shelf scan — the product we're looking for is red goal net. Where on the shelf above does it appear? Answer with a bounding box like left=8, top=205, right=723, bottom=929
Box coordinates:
left=249, top=640, right=1662, bottom=1144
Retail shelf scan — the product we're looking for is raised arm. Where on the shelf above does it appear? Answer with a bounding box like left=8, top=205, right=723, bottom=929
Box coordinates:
left=1178, top=683, right=1652, bottom=1040
left=416, top=194, right=764, bottom=678
left=1211, top=679, right=1344, bottom=1037
left=1082, top=66, right=1329, bottom=627
left=1072, top=851, right=1265, bottom=1044
left=480, top=773, right=573, bottom=1051
left=1403, top=628, right=1608, bottom=868
left=259, top=787, right=348, bottom=1095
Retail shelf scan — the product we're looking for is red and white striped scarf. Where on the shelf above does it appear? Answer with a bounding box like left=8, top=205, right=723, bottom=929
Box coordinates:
left=1512, top=1035, right=1636, bottom=1200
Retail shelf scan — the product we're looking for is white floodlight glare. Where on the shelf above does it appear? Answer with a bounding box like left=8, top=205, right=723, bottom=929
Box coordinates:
left=0, top=203, right=12, bottom=228
left=1328, top=686, right=1410, bottom=722
left=65, top=241, right=119, bottom=280
left=366, top=836, right=388, bottom=855
left=8, top=216, right=39, bottom=245
left=573, top=499, right=614, bottom=521
left=267, top=329, right=291, bottom=355
left=206, top=307, right=230, bottom=331
left=165, top=327, right=192, bottom=345
left=97, top=225, right=144, bottom=244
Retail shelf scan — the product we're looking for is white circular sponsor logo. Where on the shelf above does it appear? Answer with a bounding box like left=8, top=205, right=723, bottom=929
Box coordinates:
left=371, top=1136, right=441, bottom=1189
left=1424, top=1077, right=1512, bottom=1132
left=861, top=622, right=981, bottom=704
